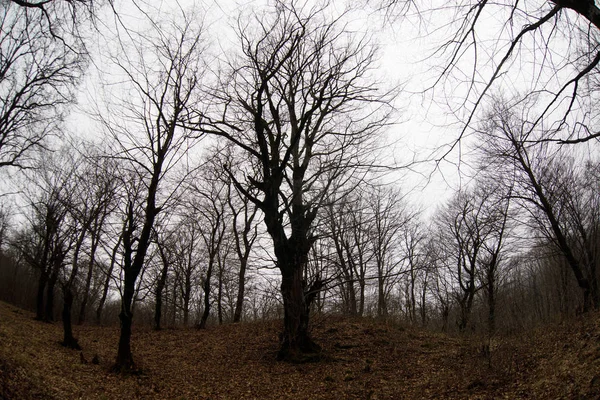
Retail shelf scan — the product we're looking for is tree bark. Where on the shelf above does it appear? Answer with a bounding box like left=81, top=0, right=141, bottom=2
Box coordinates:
left=45, top=261, right=60, bottom=322
left=198, top=261, right=213, bottom=329
left=61, top=287, right=80, bottom=349
left=96, top=234, right=121, bottom=325
left=78, top=229, right=101, bottom=324
left=154, top=258, right=169, bottom=330
left=35, top=269, right=48, bottom=321
left=233, top=258, right=247, bottom=323
left=217, top=264, right=223, bottom=325
left=277, top=266, right=321, bottom=362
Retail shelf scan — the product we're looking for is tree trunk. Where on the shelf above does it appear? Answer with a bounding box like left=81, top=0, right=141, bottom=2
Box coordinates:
left=198, top=261, right=213, bottom=329
left=217, top=264, right=223, bottom=325
left=96, top=235, right=121, bottom=325
left=458, top=289, right=475, bottom=332
left=95, top=266, right=111, bottom=325
left=35, top=269, right=48, bottom=321
left=277, top=266, right=321, bottom=362
left=420, top=277, right=428, bottom=326
left=347, top=279, right=357, bottom=316
left=114, top=196, right=156, bottom=372
left=233, top=252, right=250, bottom=323
left=78, top=236, right=99, bottom=324
left=61, top=287, right=81, bottom=349
left=154, top=261, right=168, bottom=330
left=377, top=277, right=387, bottom=318
left=487, top=271, right=496, bottom=336
left=116, top=311, right=134, bottom=370
left=358, top=280, right=365, bottom=317
left=45, top=265, right=59, bottom=322
left=115, top=270, right=135, bottom=371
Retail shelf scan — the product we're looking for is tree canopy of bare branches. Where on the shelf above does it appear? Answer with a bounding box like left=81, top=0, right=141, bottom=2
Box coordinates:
left=199, top=1, right=395, bottom=360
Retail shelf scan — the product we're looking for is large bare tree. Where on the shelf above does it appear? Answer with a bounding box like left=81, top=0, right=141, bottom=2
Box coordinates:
left=200, top=2, right=394, bottom=360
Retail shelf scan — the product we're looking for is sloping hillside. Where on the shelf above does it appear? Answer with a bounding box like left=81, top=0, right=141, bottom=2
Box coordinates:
left=1, top=301, right=599, bottom=399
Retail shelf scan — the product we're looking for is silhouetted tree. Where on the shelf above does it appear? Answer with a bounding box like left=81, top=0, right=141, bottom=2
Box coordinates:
left=200, top=1, right=393, bottom=360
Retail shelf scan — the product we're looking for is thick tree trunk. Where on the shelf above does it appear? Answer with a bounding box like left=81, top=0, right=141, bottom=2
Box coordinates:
left=277, top=266, right=322, bottom=362
left=61, top=288, right=80, bottom=349
left=45, top=267, right=59, bottom=322
left=114, top=197, right=156, bottom=372
left=115, top=274, right=135, bottom=371
left=457, top=290, right=475, bottom=332
left=347, top=279, right=357, bottom=316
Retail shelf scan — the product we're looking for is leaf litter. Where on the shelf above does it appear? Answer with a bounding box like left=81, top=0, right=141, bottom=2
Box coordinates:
left=1, top=301, right=599, bottom=399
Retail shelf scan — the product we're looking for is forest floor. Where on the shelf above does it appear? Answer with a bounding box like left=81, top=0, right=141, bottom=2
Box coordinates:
left=1, top=302, right=600, bottom=399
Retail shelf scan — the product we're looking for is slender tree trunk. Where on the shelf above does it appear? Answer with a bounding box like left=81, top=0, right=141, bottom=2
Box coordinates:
left=487, top=270, right=496, bottom=335
left=78, top=232, right=100, bottom=324
left=198, top=261, right=213, bottom=329
left=171, top=275, right=177, bottom=327
left=377, top=276, right=387, bottom=318
left=217, top=263, right=223, bottom=325
left=96, top=236, right=120, bottom=325
left=410, top=269, right=417, bottom=323
left=233, top=258, right=247, bottom=323
left=154, top=261, right=169, bottom=330
left=420, top=277, right=428, bottom=326
left=182, top=279, right=190, bottom=327
left=62, top=226, right=86, bottom=348
left=441, top=303, right=449, bottom=332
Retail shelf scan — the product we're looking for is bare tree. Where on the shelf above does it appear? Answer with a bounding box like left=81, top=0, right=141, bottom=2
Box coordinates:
left=95, top=8, right=206, bottom=371
left=436, top=183, right=510, bottom=332
left=400, top=218, right=427, bottom=324
left=477, top=98, right=599, bottom=310
left=76, top=154, right=118, bottom=325
left=199, top=2, right=393, bottom=360
left=16, top=149, right=78, bottom=323
left=185, top=164, right=229, bottom=329
left=324, top=189, right=375, bottom=317
left=367, top=184, right=409, bottom=318
left=0, top=3, right=83, bottom=169
left=227, top=166, right=259, bottom=324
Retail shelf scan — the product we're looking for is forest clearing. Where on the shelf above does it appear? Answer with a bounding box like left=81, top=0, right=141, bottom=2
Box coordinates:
left=1, top=301, right=599, bottom=399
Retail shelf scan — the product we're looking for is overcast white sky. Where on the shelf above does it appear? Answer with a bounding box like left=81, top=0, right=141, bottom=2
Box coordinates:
left=69, top=0, right=466, bottom=216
